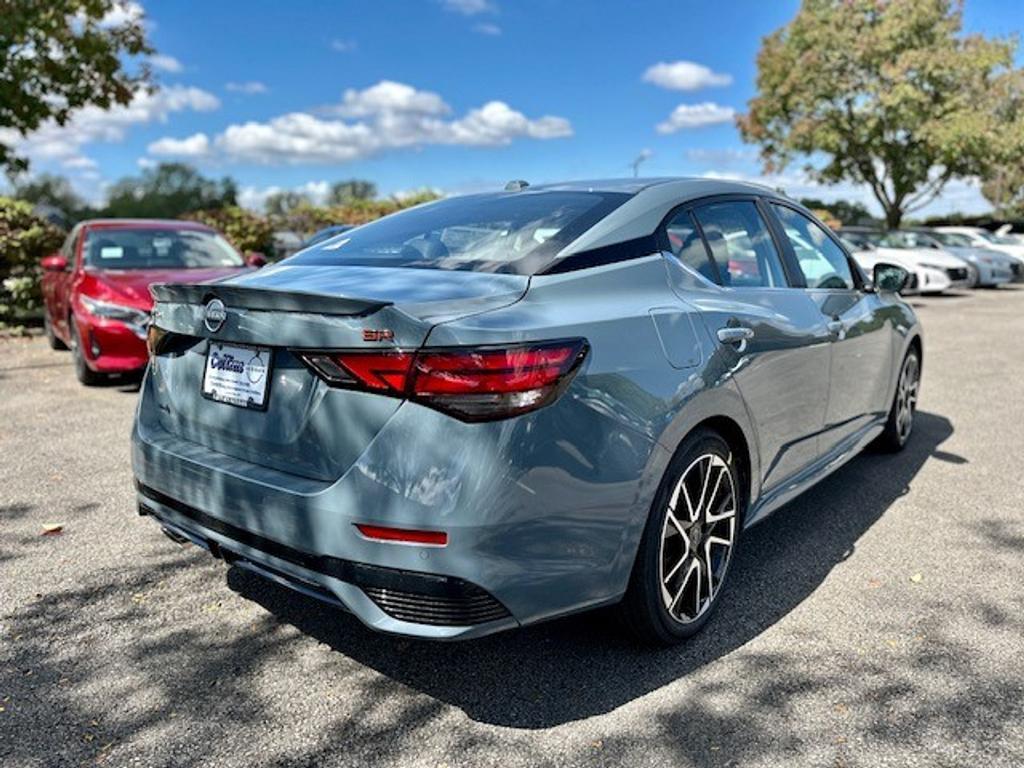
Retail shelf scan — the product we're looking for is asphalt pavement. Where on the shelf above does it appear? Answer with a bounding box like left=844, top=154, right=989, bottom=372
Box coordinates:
left=2, top=287, right=1023, bottom=768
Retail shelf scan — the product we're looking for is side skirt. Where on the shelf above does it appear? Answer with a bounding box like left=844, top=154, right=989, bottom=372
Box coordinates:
left=743, top=417, right=886, bottom=528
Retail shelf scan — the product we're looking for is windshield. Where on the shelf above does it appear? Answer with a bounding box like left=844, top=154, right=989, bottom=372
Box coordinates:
left=931, top=231, right=973, bottom=247
left=84, top=228, right=244, bottom=270
left=288, top=191, right=630, bottom=275
left=879, top=231, right=937, bottom=249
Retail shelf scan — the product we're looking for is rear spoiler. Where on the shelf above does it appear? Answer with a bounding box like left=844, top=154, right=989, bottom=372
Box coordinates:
left=150, top=283, right=392, bottom=317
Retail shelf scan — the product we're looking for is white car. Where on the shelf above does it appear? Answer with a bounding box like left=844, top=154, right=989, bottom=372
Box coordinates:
left=840, top=230, right=972, bottom=294
left=935, top=226, right=1024, bottom=274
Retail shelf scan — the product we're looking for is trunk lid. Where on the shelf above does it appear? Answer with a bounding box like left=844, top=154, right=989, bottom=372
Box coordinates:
left=145, top=265, right=527, bottom=482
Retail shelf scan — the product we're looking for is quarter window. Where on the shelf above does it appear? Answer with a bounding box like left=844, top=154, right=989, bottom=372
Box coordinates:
left=664, top=210, right=720, bottom=284
left=772, top=204, right=855, bottom=290
left=692, top=201, right=788, bottom=288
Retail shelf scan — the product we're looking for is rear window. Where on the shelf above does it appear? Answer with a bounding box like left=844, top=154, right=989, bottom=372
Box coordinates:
left=288, top=191, right=631, bottom=275
left=83, top=228, right=244, bottom=270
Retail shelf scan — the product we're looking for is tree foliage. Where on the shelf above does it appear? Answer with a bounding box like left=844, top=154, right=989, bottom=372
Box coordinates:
left=798, top=197, right=874, bottom=225
left=0, top=197, right=65, bottom=327
left=13, top=173, right=87, bottom=223
left=738, top=0, right=1020, bottom=228
left=185, top=206, right=275, bottom=256
left=327, top=179, right=377, bottom=205
left=264, top=190, right=311, bottom=217
left=102, top=163, right=237, bottom=219
left=0, top=0, right=153, bottom=175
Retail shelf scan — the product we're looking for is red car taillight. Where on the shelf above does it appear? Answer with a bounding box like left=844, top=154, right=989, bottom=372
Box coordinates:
left=299, top=339, right=588, bottom=422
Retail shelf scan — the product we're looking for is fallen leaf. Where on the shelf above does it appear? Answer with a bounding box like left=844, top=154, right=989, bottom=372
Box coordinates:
left=910, top=573, right=923, bottom=584
left=41, top=523, right=64, bottom=536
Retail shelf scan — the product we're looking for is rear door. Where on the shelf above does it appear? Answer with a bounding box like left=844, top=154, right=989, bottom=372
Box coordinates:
left=767, top=202, right=894, bottom=455
left=671, top=197, right=832, bottom=493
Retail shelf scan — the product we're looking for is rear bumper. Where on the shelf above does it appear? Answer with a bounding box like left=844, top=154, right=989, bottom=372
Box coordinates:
left=131, top=369, right=659, bottom=639
left=137, top=483, right=516, bottom=639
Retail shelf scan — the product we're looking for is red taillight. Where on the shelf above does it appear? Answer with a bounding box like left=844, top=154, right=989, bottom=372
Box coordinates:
left=300, top=339, right=587, bottom=421
left=355, top=523, right=448, bottom=546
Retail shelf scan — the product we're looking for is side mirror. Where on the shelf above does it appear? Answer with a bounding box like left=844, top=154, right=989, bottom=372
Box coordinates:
left=40, top=253, right=68, bottom=272
left=245, top=252, right=267, bottom=268
left=873, top=262, right=910, bottom=294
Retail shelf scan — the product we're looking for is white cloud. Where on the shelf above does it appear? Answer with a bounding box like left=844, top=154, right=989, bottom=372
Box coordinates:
left=333, top=80, right=449, bottom=118
left=474, top=22, right=502, bottom=35
left=330, top=39, right=357, bottom=53
left=643, top=61, right=732, bottom=91
left=208, top=80, right=570, bottom=165
left=225, top=81, right=268, bottom=94
left=0, top=85, right=220, bottom=164
left=148, top=132, right=210, bottom=157
left=441, top=0, right=496, bottom=15
left=150, top=54, right=183, bottom=73
left=656, top=102, right=735, bottom=133
left=137, top=157, right=157, bottom=169
left=62, top=155, right=99, bottom=170
left=97, top=1, right=145, bottom=28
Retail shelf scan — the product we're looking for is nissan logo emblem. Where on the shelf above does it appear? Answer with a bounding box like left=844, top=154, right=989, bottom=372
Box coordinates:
left=203, top=298, right=227, bottom=333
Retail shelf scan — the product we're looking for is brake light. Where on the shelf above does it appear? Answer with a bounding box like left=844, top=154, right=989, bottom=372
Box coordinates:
left=299, top=339, right=587, bottom=421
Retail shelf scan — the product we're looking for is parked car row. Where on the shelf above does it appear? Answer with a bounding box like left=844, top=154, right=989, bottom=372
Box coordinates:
left=838, top=225, right=1024, bottom=295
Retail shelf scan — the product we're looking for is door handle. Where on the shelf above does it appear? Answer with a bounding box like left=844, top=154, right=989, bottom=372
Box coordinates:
left=717, top=326, right=754, bottom=345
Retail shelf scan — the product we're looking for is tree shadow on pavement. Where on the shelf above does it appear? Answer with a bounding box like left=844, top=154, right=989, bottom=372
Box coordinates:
left=230, top=411, right=960, bottom=729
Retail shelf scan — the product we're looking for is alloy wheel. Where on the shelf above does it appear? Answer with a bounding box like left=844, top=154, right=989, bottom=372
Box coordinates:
left=659, top=453, right=737, bottom=624
left=895, top=354, right=920, bottom=443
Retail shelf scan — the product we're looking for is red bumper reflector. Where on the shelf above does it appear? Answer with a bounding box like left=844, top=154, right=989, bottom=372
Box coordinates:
left=355, top=523, right=448, bottom=546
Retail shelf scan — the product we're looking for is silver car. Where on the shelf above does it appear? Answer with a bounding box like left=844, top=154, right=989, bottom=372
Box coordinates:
left=133, top=179, right=922, bottom=644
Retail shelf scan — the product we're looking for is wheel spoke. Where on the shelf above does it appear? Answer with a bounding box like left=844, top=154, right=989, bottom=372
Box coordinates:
left=660, top=451, right=738, bottom=624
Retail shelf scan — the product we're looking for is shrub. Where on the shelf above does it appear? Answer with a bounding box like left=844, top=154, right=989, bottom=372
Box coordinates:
left=0, top=197, right=65, bottom=329
left=184, top=206, right=275, bottom=257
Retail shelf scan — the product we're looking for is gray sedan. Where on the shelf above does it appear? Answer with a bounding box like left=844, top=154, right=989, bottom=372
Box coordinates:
left=133, top=178, right=922, bottom=644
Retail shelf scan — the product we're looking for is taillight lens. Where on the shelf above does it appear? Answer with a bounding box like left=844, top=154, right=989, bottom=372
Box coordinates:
left=299, top=339, right=588, bottom=421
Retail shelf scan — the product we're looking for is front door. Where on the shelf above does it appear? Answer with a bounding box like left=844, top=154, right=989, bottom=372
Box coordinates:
left=767, top=203, right=895, bottom=456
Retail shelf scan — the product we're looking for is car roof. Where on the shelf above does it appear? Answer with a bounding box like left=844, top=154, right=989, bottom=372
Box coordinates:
left=81, top=218, right=214, bottom=231
left=541, top=177, right=795, bottom=258
left=528, top=176, right=780, bottom=196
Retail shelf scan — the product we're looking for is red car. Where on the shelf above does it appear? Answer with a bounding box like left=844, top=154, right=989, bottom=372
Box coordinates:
left=40, top=219, right=264, bottom=384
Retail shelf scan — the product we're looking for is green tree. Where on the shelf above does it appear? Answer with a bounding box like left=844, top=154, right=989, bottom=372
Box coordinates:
left=982, top=165, right=1024, bottom=218
left=0, top=0, right=152, bottom=175
left=13, top=173, right=88, bottom=221
left=738, top=0, right=1019, bottom=228
left=798, top=197, right=874, bottom=226
left=103, top=163, right=237, bottom=219
left=327, top=179, right=377, bottom=205
left=264, top=190, right=311, bottom=217
left=186, top=207, right=275, bottom=256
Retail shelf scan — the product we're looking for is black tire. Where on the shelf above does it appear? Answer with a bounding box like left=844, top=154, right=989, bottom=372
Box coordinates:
left=876, top=347, right=920, bottom=453
left=69, top=316, right=106, bottom=386
left=619, top=428, right=743, bottom=645
left=43, top=312, right=67, bottom=350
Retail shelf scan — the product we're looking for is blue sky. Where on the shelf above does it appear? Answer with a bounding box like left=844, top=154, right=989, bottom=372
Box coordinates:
left=8, top=0, right=1022, bottom=216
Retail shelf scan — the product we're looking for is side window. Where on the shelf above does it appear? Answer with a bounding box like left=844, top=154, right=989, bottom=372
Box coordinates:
left=663, top=209, right=720, bottom=284
left=691, top=201, right=788, bottom=288
left=771, top=204, right=854, bottom=290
